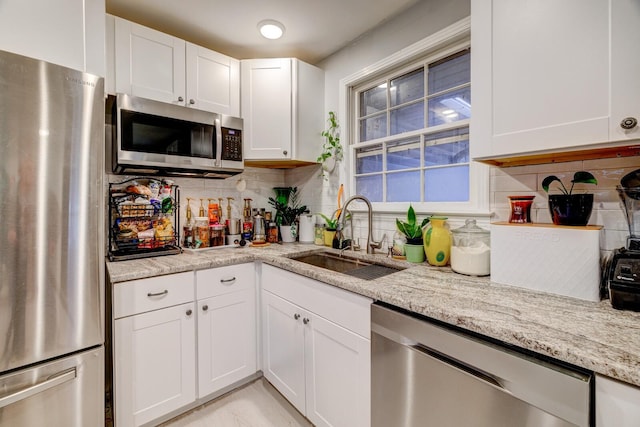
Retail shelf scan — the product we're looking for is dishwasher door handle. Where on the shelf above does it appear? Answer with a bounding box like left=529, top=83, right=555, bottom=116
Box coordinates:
left=411, top=344, right=509, bottom=394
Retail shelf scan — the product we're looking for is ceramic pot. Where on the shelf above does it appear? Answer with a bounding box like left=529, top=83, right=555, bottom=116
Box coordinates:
left=548, top=194, right=594, bottom=226
left=280, top=224, right=297, bottom=243
left=404, top=243, right=425, bottom=263
left=323, top=229, right=336, bottom=246
left=424, top=217, right=452, bottom=266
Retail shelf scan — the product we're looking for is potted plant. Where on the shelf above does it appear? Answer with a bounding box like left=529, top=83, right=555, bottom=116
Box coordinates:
left=542, top=171, right=598, bottom=226
left=317, top=212, right=340, bottom=246
left=317, top=111, right=343, bottom=180
left=268, top=187, right=308, bottom=242
left=396, top=205, right=430, bottom=263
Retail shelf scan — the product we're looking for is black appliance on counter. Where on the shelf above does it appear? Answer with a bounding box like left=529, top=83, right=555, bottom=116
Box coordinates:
left=607, top=169, right=640, bottom=311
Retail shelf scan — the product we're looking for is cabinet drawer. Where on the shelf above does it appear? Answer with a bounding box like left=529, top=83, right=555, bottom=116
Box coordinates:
left=196, top=263, right=254, bottom=299
left=113, top=272, right=194, bottom=319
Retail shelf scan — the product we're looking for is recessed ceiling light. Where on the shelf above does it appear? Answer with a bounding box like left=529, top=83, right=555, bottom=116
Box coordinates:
left=258, top=20, right=285, bottom=40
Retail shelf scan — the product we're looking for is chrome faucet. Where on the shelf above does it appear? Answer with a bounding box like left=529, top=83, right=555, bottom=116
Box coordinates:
left=336, top=195, right=385, bottom=254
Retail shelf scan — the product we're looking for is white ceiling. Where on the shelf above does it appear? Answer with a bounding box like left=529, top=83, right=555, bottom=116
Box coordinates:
left=106, top=0, right=421, bottom=64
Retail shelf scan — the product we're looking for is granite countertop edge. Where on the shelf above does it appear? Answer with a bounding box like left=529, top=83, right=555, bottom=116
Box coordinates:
left=106, top=244, right=640, bottom=388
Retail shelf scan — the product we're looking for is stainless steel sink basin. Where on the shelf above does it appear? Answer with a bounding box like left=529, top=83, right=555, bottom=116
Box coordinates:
left=292, top=251, right=405, bottom=280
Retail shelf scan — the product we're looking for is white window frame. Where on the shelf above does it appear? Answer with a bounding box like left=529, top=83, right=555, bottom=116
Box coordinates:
left=338, top=17, right=490, bottom=216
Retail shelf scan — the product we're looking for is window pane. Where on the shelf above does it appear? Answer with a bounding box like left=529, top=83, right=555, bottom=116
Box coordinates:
left=387, top=171, right=420, bottom=202
left=427, top=87, right=471, bottom=126
left=424, top=128, right=469, bottom=166
left=390, top=69, right=424, bottom=107
left=390, top=102, right=424, bottom=135
left=359, top=113, right=387, bottom=142
left=428, top=51, right=470, bottom=95
left=356, top=175, right=383, bottom=202
left=424, top=165, right=469, bottom=202
left=387, top=138, right=420, bottom=171
left=360, top=85, right=387, bottom=116
left=356, top=144, right=383, bottom=174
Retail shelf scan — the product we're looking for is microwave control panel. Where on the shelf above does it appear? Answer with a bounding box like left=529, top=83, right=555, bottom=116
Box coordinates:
left=221, top=128, right=242, bottom=161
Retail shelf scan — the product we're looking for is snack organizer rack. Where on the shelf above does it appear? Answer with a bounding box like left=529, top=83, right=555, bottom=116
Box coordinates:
left=108, top=177, right=181, bottom=261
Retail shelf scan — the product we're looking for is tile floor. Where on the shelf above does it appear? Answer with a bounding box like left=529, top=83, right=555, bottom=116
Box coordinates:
left=160, top=378, right=313, bottom=427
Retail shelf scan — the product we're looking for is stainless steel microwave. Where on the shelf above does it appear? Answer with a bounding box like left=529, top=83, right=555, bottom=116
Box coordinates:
left=110, top=93, right=243, bottom=178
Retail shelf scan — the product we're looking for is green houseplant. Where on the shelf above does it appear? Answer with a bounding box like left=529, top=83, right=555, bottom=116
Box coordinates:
left=541, top=171, right=598, bottom=226
left=317, top=211, right=342, bottom=247
left=396, top=205, right=430, bottom=262
left=317, top=111, right=343, bottom=180
left=268, top=187, right=307, bottom=242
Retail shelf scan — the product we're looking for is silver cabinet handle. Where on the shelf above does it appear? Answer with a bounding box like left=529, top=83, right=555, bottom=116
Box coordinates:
left=220, top=277, right=236, bottom=284
left=202, top=305, right=209, bottom=311
left=147, top=290, right=168, bottom=297
left=189, top=99, right=195, bottom=105
left=186, top=309, right=193, bottom=316
left=178, top=96, right=184, bottom=102
left=0, top=367, right=76, bottom=409
left=303, top=318, right=310, bottom=324
left=294, top=313, right=300, bottom=320
left=621, top=117, right=638, bottom=130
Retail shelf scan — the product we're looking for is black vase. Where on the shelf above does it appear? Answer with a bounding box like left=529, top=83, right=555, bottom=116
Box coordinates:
left=548, top=194, right=594, bottom=226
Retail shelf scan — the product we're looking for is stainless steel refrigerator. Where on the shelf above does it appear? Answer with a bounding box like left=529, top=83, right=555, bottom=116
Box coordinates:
left=0, top=50, right=104, bottom=426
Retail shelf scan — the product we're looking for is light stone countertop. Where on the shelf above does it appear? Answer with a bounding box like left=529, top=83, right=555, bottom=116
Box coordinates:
left=106, top=243, right=640, bottom=388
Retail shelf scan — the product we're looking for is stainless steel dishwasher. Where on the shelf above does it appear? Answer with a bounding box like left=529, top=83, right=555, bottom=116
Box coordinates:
left=372, top=303, right=593, bottom=427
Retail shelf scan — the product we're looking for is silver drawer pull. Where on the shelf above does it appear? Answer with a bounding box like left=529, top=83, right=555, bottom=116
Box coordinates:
left=220, top=277, right=236, bottom=284
left=0, top=367, right=76, bottom=408
left=147, top=290, right=169, bottom=297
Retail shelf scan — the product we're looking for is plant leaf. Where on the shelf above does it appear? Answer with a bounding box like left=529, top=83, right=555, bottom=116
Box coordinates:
left=541, top=175, right=562, bottom=193
left=419, top=217, right=430, bottom=229
left=572, top=171, right=598, bottom=185
left=407, top=204, right=416, bottom=226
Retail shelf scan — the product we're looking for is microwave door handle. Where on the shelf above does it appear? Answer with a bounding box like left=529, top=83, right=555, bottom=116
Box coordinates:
left=215, top=118, right=222, bottom=167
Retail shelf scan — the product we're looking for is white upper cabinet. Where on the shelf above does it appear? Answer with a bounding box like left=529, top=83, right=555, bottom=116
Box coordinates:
left=186, top=43, right=240, bottom=116
left=0, top=0, right=105, bottom=76
left=471, top=0, right=640, bottom=160
left=241, top=58, right=324, bottom=163
left=111, top=16, right=239, bottom=115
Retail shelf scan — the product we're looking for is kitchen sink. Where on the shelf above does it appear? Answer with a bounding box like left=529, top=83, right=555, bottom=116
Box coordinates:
left=292, top=251, right=405, bottom=280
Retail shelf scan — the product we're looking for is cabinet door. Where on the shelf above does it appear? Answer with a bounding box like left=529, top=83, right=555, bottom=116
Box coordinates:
left=472, top=0, right=610, bottom=158
left=197, top=288, right=256, bottom=397
left=304, top=313, right=370, bottom=427
left=610, top=0, right=640, bottom=142
left=0, top=0, right=104, bottom=75
left=241, top=58, right=292, bottom=159
left=114, top=303, right=196, bottom=427
left=596, top=374, right=640, bottom=427
left=186, top=43, right=240, bottom=116
left=262, top=290, right=306, bottom=413
left=114, top=17, right=186, bottom=105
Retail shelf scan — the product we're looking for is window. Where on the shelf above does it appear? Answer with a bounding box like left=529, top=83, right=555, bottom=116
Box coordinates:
left=351, top=48, right=475, bottom=209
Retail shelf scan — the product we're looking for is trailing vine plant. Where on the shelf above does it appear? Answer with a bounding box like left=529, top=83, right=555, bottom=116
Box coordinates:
left=317, top=111, right=343, bottom=180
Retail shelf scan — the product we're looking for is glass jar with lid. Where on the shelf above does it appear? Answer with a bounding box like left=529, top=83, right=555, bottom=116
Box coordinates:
left=195, top=216, right=210, bottom=248
left=450, top=219, right=490, bottom=276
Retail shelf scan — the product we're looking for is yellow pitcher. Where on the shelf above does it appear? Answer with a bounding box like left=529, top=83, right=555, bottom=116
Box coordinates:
left=424, top=217, right=452, bottom=266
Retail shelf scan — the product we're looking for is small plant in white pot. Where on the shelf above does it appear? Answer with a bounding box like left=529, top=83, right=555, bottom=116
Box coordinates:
left=317, top=111, right=343, bottom=180
left=268, top=187, right=307, bottom=242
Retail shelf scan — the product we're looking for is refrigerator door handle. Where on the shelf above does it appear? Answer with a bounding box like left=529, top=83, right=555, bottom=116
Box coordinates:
left=0, top=367, right=76, bottom=409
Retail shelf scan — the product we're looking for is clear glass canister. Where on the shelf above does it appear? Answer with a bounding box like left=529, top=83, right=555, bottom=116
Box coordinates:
left=314, top=224, right=325, bottom=246
left=195, top=216, right=210, bottom=248
left=450, top=219, right=490, bottom=276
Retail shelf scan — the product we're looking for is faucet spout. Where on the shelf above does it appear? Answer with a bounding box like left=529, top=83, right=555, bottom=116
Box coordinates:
left=337, top=195, right=379, bottom=254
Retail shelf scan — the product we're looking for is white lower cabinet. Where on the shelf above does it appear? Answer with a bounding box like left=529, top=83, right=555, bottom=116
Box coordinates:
left=114, top=302, right=196, bottom=427
left=196, top=263, right=256, bottom=397
left=113, top=265, right=257, bottom=426
left=261, top=264, right=372, bottom=427
left=596, top=374, right=640, bottom=427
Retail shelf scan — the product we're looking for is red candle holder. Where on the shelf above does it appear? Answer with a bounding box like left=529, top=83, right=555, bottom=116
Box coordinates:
left=508, top=195, right=535, bottom=223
